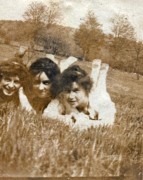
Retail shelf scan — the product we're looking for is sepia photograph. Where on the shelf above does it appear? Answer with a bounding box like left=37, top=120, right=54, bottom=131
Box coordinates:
left=0, top=0, right=142, bottom=179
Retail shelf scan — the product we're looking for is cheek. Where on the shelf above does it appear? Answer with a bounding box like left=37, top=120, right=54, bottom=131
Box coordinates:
left=15, top=83, right=21, bottom=89
left=60, top=93, right=68, bottom=102
left=33, top=84, right=39, bottom=90
left=78, top=92, right=86, bottom=100
left=1, top=80, right=8, bottom=86
left=45, top=84, right=51, bottom=90
left=64, top=93, right=69, bottom=100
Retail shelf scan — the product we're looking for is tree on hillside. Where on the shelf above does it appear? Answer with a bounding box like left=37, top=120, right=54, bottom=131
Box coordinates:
left=110, top=14, right=136, bottom=61
left=45, top=1, right=63, bottom=28
left=23, top=1, right=63, bottom=59
left=23, top=1, right=47, bottom=50
left=74, top=11, right=104, bottom=61
left=111, top=14, right=135, bottom=39
left=35, top=26, right=71, bottom=56
left=130, top=41, right=143, bottom=79
left=23, top=1, right=62, bottom=28
left=23, top=2, right=46, bottom=26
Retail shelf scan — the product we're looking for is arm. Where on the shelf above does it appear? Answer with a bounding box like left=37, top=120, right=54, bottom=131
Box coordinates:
left=43, top=99, right=74, bottom=125
left=19, top=87, right=36, bottom=113
left=73, top=114, right=112, bottom=130
left=43, top=99, right=107, bottom=129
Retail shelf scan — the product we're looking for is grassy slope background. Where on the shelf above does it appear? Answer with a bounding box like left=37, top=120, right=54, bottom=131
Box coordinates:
left=0, top=43, right=143, bottom=178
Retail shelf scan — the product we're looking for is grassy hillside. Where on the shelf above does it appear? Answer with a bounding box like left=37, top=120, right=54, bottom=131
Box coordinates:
left=0, top=91, right=142, bottom=178
left=107, top=68, right=143, bottom=99
left=0, top=44, right=19, bottom=61
left=0, top=44, right=142, bottom=178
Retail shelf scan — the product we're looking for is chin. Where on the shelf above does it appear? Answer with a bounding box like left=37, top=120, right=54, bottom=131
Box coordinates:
left=69, top=103, right=78, bottom=108
left=3, top=90, right=15, bottom=96
left=39, top=94, right=51, bottom=99
left=39, top=95, right=47, bottom=98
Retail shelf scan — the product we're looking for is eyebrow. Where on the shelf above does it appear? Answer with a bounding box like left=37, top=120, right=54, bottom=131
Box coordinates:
left=73, top=88, right=79, bottom=91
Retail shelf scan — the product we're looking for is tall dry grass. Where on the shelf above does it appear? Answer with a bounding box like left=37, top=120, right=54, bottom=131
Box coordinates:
left=0, top=94, right=142, bottom=178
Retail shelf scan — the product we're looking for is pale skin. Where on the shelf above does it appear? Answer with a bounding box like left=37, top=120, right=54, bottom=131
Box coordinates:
left=45, top=60, right=115, bottom=129
left=20, top=63, right=99, bottom=126
left=0, top=75, right=21, bottom=96
left=62, top=82, right=89, bottom=111
left=43, top=82, right=98, bottom=125
left=19, top=72, right=52, bottom=112
left=59, top=82, right=98, bottom=120
left=32, top=72, right=52, bottom=99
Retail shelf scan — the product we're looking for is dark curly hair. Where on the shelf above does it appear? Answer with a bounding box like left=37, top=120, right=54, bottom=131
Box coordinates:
left=51, top=65, right=93, bottom=97
left=29, top=58, right=60, bottom=82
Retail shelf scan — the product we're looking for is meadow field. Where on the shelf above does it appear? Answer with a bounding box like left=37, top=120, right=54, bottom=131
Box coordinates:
left=0, top=51, right=143, bottom=178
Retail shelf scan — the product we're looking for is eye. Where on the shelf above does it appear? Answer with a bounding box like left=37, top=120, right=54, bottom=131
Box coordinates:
left=43, top=80, right=50, bottom=85
left=14, top=80, right=20, bottom=84
left=64, top=88, right=70, bottom=93
left=4, top=77, right=11, bottom=82
left=73, top=88, right=79, bottom=92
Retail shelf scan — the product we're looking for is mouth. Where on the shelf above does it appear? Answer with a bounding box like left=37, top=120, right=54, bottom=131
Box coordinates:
left=3, top=88, right=16, bottom=96
left=68, top=100, right=77, bottom=105
left=38, top=91, right=51, bottom=98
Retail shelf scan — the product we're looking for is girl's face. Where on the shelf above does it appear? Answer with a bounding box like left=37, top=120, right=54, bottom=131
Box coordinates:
left=32, top=72, right=52, bottom=99
left=0, top=75, right=21, bottom=96
left=62, top=82, right=89, bottom=109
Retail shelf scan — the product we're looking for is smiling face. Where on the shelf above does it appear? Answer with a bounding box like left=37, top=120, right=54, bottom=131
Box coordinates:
left=62, top=82, right=89, bottom=109
left=32, top=72, right=52, bottom=99
left=0, top=75, right=21, bottom=96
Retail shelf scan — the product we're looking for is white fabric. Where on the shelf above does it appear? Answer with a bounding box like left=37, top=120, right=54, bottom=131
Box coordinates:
left=89, top=61, right=116, bottom=126
left=60, top=56, right=77, bottom=72
left=18, top=55, right=116, bottom=130
left=73, top=61, right=116, bottom=130
left=19, top=46, right=28, bottom=56
left=19, top=87, right=36, bottom=114
left=46, top=54, right=58, bottom=65
left=43, top=99, right=73, bottom=125
left=43, top=59, right=116, bottom=130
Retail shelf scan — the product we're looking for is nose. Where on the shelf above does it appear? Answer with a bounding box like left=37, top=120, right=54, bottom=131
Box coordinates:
left=39, top=83, right=45, bottom=91
left=8, top=81, right=15, bottom=89
left=69, top=91, right=75, bottom=100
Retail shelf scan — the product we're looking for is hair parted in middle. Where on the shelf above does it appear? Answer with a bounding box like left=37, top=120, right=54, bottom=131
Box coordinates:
left=29, top=57, right=60, bottom=82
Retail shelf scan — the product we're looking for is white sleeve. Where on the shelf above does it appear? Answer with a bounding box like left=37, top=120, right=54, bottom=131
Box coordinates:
left=43, top=99, right=73, bottom=125
left=19, top=87, right=35, bottom=113
left=74, top=116, right=112, bottom=130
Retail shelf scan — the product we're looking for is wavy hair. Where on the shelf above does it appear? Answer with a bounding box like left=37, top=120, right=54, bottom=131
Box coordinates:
left=0, top=59, right=29, bottom=86
left=51, top=65, right=93, bottom=97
